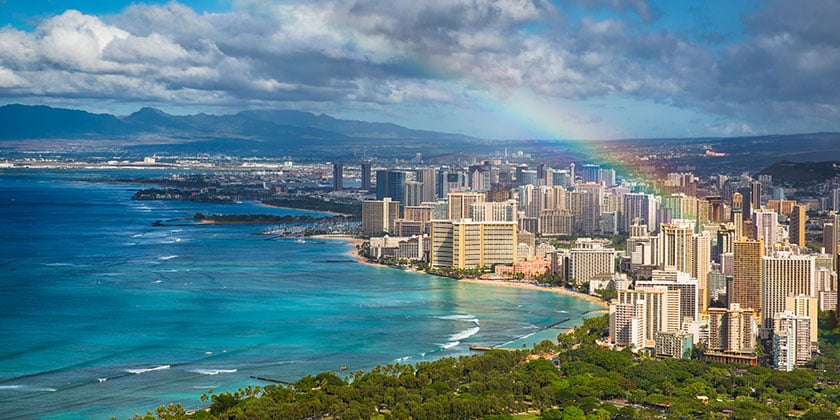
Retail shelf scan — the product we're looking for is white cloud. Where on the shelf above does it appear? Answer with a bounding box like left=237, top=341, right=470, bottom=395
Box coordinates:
left=0, top=0, right=838, bottom=137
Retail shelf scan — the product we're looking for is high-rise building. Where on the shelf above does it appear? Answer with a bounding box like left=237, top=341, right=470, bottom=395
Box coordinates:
left=753, top=209, right=778, bottom=252
left=707, top=196, right=724, bottom=224
left=831, top=189, right=840, bottom=211
left=660, top=194, right=699, bottom=226
left=539, top=209, right=575, bottom=235
left=435, top=167, right=450, bottom=199
left=552, top=170, right=571, bottom=187
left=730, top=238, right=764, bottom=313
left=790, top=204, right=806, bottom=247
left=415, top=168, right=437, bottom=204
left=773, top=311, right=812, bottom=370
left=518, top=169, right=538, bottom=187
left=814, top=267, right=837, bottom=311
left=470, top=200, right=518, bottom=222
left=785, top=294, right=819, bottom=349
left=600, top=168, right=616, bottom=187
left=570, top=184, right=602, bottom=235
left=375, top=170, right=408, bottom=204
left=569, top=163, right=576, bottom=185
left=361, top=198, right=400, bottom=236
left=751, top=181, right=762, bottom=214
left=361, top=163, right=372, bottom=191
left=824, top=222, right=836, bottom=255
left=429, top=220, right=517, bottom=269
left=655, top=220, right=710, bottom=310
left=760, top=253, right=814, bottom=330
left=447, top=191, right=485, bottom=220
left=403, top=181, right=424, bottom=207
left=715, top=223, right=737, bottom=262
left=732, top=192, right=744, bottom=240
left=581, top=164, right=601, bottom=184
left=610, top=299, right=646, bottom=350
left=622, top=193, right=657, bottom=233
left=706, top=303, right=759, bottom=354
left=637, top=270, right=699, bottom=324
left=567, top=241, right=617, bottom=286
left=616, top=287, right=681, bottom=348
left=332, top=163, right=343, bottom=191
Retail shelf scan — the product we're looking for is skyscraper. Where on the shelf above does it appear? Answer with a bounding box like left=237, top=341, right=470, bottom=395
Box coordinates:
left=732, top=192, right=744, bottom=239
left=751, top=181, right=762, bottom=214
left=753, top=209, right=778, bottom=252
left=730, top=238, right=764, bottom=313
left=656, top=220, right=710, bottom=311
left=581, top=164, right=601, bottom=184
left=332, top=163, right=343, bottom=191
left=429, top=220, right=517, bottom=269
left=361, top=198, right=400, bottom=236
left=361, top=163, right=371, bottom=191
left=622, top=193, right=657, bottom=234
left=790, top=204, right=806, bottom=247
left=375, top=170, right=408, bottom=204
left=447, top=191, right=485, bottom=220
left=761, top=253, right=814, bottom=330
left=570, top=184, right=602, bottom=235
left=415, top=168, right=437, bottom=204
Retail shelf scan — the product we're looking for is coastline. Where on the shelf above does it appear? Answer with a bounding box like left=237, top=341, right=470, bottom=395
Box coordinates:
left=458, top=278, right=608, bottom=309
left=311, top=234, right=608, bottom=309
left=307, top=234, right=386, bottom=268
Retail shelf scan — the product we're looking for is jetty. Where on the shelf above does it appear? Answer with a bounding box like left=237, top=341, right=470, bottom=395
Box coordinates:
left=469, top=345, right=517, bottom=352
left=250, top=375, right=294, bottom=385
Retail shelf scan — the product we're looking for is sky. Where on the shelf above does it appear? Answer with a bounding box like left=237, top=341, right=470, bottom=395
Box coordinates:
left=0, top=0, right=838, bottom=140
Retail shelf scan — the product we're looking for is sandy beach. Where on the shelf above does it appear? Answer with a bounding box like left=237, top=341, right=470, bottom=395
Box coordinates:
left=458, top=278, right=608, bottom=308
left=308, top=234, right=386, bottom=268
left=310, top=234, right=608, bottom=309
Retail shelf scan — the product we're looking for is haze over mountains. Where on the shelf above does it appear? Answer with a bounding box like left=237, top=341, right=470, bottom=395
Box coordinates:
left=2, top=104, right=840, bottom=175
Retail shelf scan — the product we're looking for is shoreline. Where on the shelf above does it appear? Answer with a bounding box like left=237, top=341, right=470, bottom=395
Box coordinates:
left=307, top=234, right=384, bottom=268
left=311, top=234, right=608, bottom=309
left=458, top=278, right=608, bottom=308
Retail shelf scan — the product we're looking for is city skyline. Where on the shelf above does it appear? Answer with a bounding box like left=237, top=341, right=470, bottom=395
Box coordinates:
left=1, top=0, right=839, bottom=140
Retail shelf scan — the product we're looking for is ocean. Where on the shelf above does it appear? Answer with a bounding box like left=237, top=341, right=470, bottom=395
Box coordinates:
left=0, top=169, right=603, bottom=419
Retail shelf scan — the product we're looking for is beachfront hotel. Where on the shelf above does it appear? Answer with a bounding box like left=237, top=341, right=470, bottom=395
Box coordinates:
left=429, top=219, right=517, bottom=269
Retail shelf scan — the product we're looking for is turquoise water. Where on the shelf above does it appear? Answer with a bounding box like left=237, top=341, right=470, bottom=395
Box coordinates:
left=0, top=170, right=602, bottom=419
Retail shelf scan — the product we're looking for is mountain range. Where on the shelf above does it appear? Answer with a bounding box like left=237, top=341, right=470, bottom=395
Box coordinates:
left=2, top=104, right=840, bottom=173
left=0, top=104, right=477, bottom=157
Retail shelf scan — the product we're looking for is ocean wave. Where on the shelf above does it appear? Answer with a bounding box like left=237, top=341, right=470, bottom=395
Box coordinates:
left=436, top=314, right=480, bottom=325
left=42, top=262, right=85, bottom=267
left=0, top=385, right=57, bottom=392
left=441, top=341, right=460, bottom=349
left=158, top=255, right=179, bottom=261
left=126, top=365, right=170, bottom=375
left=448, top=326, right=480, bottom=342
left=190, top=369, right=237, bottom=376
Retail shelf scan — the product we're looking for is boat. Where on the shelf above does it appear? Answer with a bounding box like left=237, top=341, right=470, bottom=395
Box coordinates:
left=295, top=238, right=306, bottom=244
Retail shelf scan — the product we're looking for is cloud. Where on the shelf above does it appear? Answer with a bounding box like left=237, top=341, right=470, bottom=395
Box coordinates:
left=0, top=0, right=837, bottom=137
left=563, top=0, right=659, bottom=22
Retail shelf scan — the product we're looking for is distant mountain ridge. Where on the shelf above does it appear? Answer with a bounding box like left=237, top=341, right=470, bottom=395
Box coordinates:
left=0, top=104, right=474, bottom=144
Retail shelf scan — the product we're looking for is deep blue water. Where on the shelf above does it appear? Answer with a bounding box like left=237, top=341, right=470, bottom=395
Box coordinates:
left=0, top=170, right=602, bottom=419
